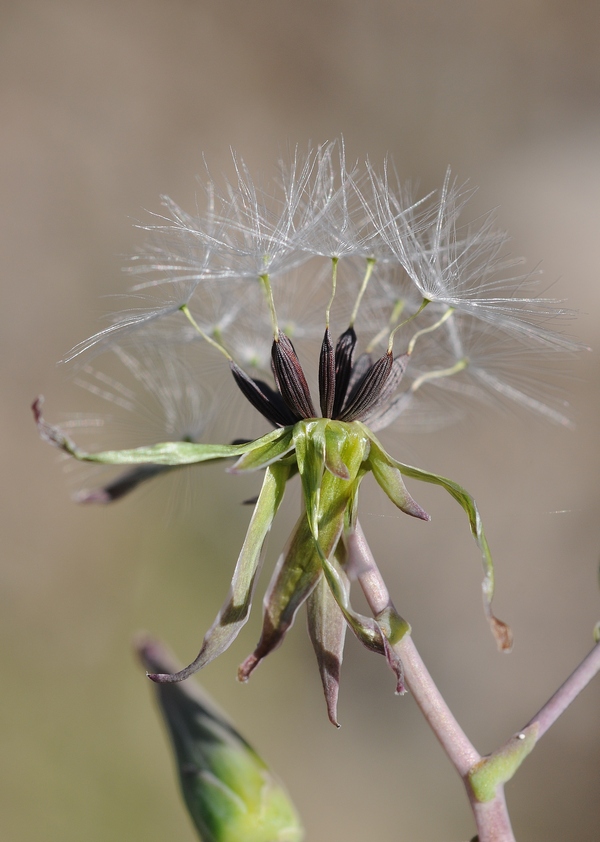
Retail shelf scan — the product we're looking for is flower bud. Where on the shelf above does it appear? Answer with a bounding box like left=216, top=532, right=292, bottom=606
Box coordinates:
left=138, top=638, right=303, bottom=842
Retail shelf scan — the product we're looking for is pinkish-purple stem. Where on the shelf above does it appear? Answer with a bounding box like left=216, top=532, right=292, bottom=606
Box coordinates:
left=522, top=639, right=600, bottom=740
left=352, top=520, right=600, bottom=839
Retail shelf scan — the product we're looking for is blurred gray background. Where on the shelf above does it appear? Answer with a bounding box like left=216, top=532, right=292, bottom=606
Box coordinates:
left=2, top=1, right=600, bottom=840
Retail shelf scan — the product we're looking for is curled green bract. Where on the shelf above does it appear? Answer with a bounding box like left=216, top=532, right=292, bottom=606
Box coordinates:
left=34, top=398, right=511, bottom=720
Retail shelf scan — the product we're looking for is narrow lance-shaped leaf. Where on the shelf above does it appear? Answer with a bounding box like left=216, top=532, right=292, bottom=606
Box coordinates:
left=139, top=638, right=304, bottom=842
left=306, top=556, right=350, bottom=727
left=149, top=463, right=290, bottom=684
left=33, top=397, right=290, bottom=467
left=363, top=426, right=513, bottom=652
left=343, top=466, right=368, bottom=539
left=238, top=512, right=323, bottom=682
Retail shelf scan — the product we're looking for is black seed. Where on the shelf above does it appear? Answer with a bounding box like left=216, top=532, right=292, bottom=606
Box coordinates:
left=343, top=352, right=372, bottom=410
left=319, top=328, right=336, bottom=418
left=271, top=332, right=316, bottom=419
left=359, top=354, right=410, bottom=427
left=332, top=326, right=357, bottom=418
left=230, top=361, right=298, bottom=426
left=368, top=352, right=408, bottom=409
left=339, top=351, right=394, bottom=422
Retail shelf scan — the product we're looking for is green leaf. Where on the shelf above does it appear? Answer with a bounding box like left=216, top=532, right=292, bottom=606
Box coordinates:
left=148, top=464, right=290, bottom=684
left=139, top=639, right=304, bottom=842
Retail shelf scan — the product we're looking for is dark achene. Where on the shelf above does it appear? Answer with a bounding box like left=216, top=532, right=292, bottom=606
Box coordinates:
left=234, top=325, right=398, bottom=427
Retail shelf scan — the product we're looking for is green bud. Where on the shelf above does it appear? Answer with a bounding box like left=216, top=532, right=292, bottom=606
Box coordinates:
left=139, top=638, right=304, bottom=842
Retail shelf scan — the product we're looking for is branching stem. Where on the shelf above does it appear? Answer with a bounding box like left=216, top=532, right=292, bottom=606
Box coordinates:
left=354, top=518, right=516, bottom=839
left=521, top=639, right=600, bottom=741
left=353, top=520, right=600, bottom=839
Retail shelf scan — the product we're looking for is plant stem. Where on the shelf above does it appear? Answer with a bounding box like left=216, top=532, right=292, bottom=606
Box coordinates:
left=395, top=632, right=482, bottom=774
left=350, top=522, right=516, bottom=841
left=351, top=523, right=480, bottom=772
left=521, top=640, right=600, bottom=740
left=468, top=789, right=516, bottom=842
left=350, top=522, right=600, bottom=840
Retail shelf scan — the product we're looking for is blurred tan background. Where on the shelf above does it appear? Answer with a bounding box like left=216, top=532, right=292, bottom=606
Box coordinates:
left=2, top=1, right=600, bottom=839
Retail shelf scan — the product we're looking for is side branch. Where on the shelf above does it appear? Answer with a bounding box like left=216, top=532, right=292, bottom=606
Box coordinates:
left=523, top=639, right=600, bottom=741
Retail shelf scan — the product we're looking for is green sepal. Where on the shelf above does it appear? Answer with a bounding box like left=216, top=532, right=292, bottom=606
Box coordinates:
left=468, top=725, right=539, bottom=803
left=238, top=513, right=324, bottom=682
left=75, top=440, right=250, bottom=466
left=323, top=422, right=353, bottom=479
left=293, top=420, right=327, bottom=538
left=239, top=422, right=370, bottom=684
left=317, top=545, right=407, bottom=694
left=375, top=604, right=411, bottom=646
left=361, top=426, right=512, bottom=653
left=317, top=548, right=383, bottom=655
left=594, top=623, right=600, bottom=645
left=34, top=398, right=292, bottom=467
left=151, top=464, right=290, bottom=684
left=363, top=432, right=430, bottom=521
left=306, top=555, right=350, bottom=727
left=291, top=422, right=407, bottom=693
left=139, top=639, right=304, bottom=842
left=230, top=428, right=295, bottom=472
left=294, top=420, right=370, bottom=539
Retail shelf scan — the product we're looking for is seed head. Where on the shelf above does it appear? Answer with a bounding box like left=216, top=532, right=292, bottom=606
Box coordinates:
left=36, top=142, right=580, bottom=722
